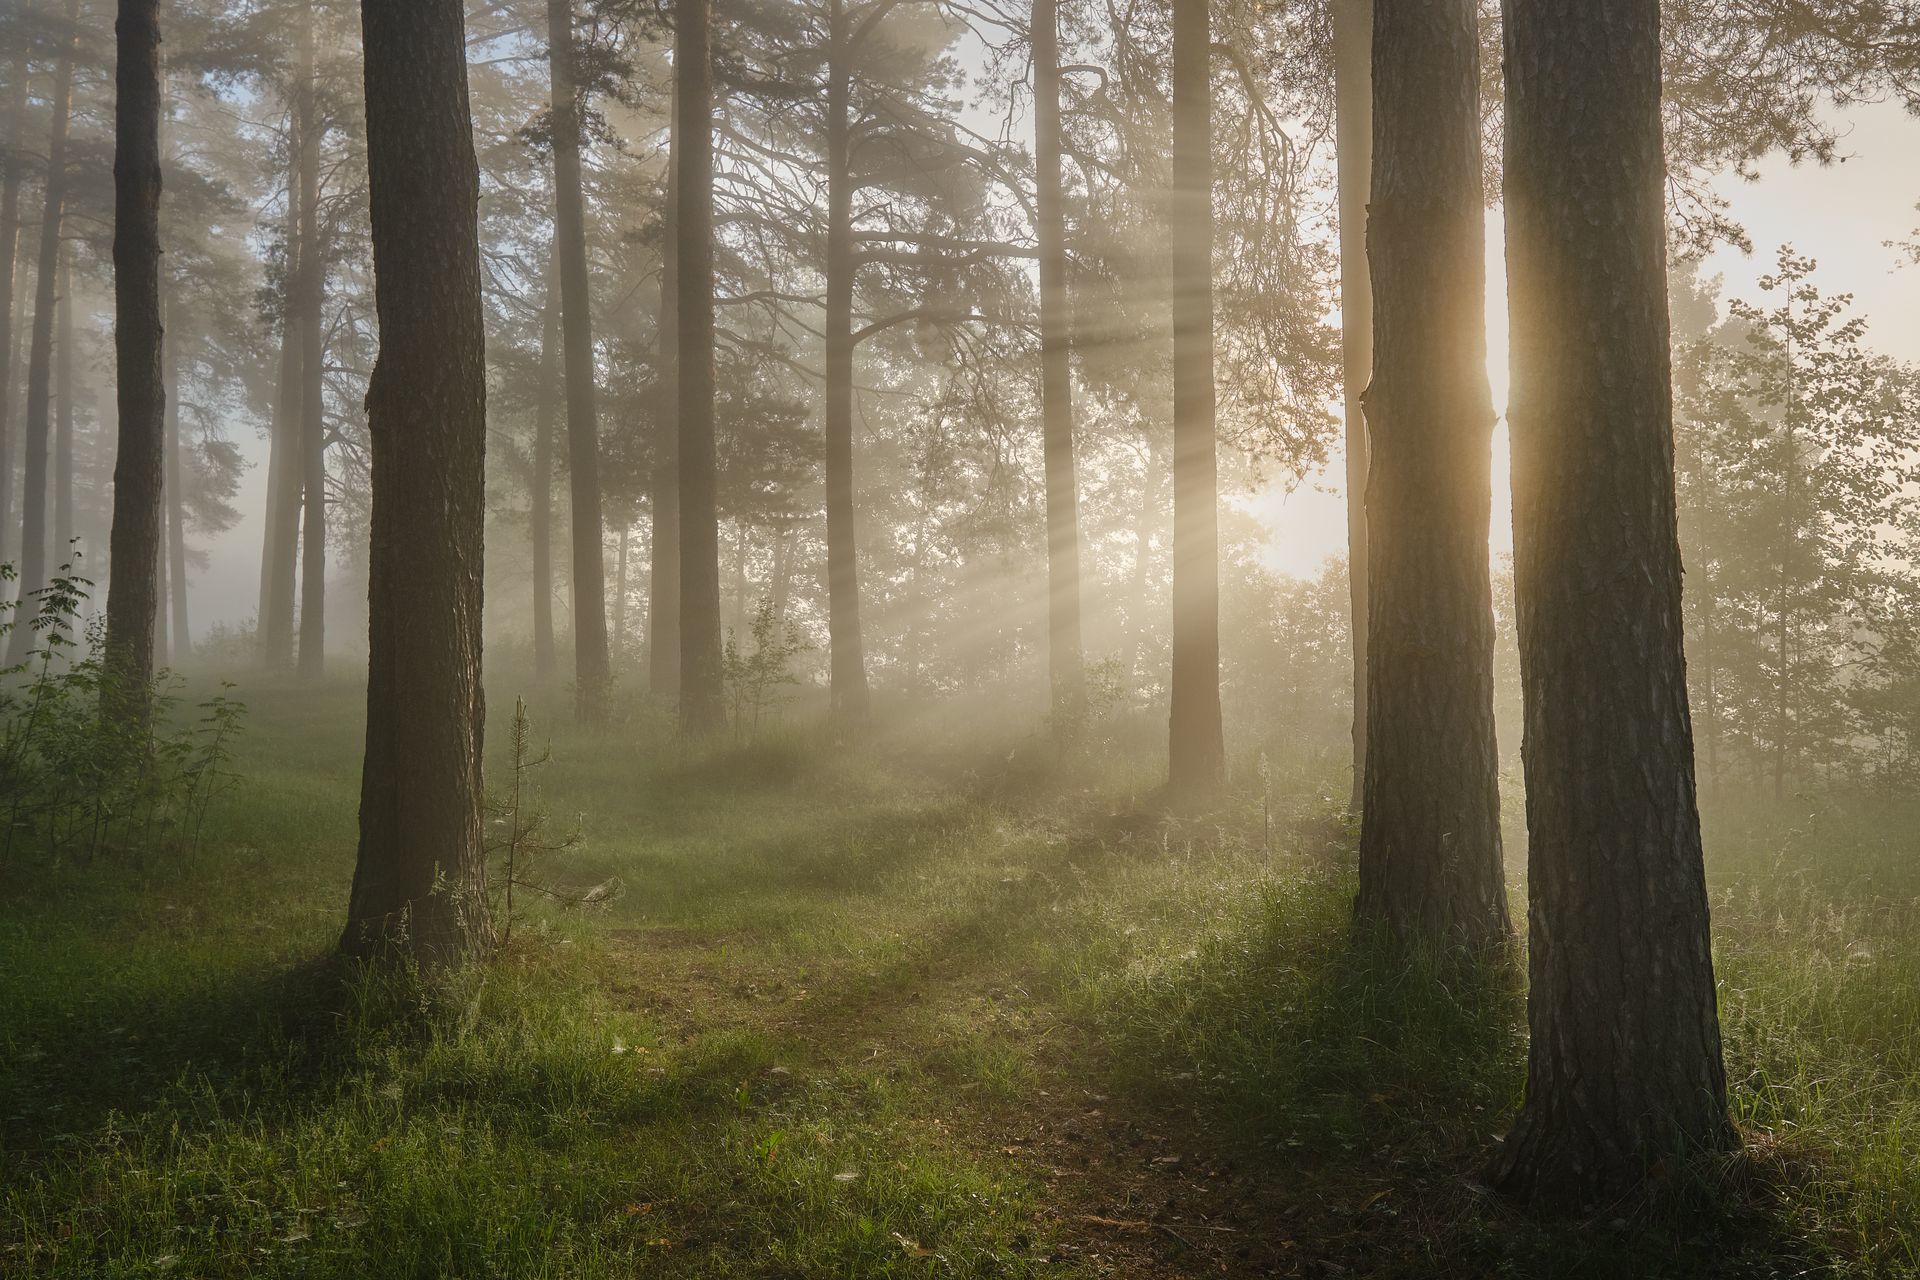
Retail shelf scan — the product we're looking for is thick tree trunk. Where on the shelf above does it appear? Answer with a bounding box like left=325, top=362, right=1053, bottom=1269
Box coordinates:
left=165, top=313, right=189, bottom=658
left=102, top=0, right=166, bottom=722
left=1353, top=0, right=1509, bottom=949
left=296, top=14, right=326, bottom=678
left=1333, top=0, right=1372, bottom=812
left=53, top=251, right=72, bottom=560
left=259, top=142, right=303, bottom=670
left=823, top=0, right=871, bottom=724
left=1166, top=0, right=1224, bottom=795
left=0, top=49, right=26, bottom=573
left=1491, top=0, right=1733, bottom=1206
left=647, top=94, right=681, bottom=697
left=676, top=0, right=725, bottom=736
left=1033, top=0, right=1085, bottom=731
left=7, top=0, right=78, bottom=667
left=531, top=249, right=558, bottom=674
left=546, top=0, right=611, bottom=723
left=343, top=0, right=491, bottom=965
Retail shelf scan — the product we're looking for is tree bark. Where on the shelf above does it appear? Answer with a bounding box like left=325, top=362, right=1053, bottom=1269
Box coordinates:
left=546, top=0, right=611, bottom=723
left=1333, top=0, right=1372, bottom=812
left=259, top=131, right=303, bottom=670
left=343, top=0, right=491, bottom=965
left=7, top=0, right=79, bottom=667
left=676, top=0, right=725, bottom=736
left=1033, top=0, right=1085, bottom=732
left=1166, top=0, right=1224, bottom=795
left=647, top=91, right=681, bottom=697
left=296, top=13, right=326, bottom=678
left=1353, top=0, right=1509, bottom=949
left=0, top=45, right=27, bottom=573
left=102, top=0, right=166, bottom=722
left=52, top=249, right=72, bottom=560
left=1491, top=0, right=1733, bottom=1206
left=165, top=305, right=189, bottom=659
left=531, top=246, right=558, bottom=674
left=823, top=0, right=871, bottom=725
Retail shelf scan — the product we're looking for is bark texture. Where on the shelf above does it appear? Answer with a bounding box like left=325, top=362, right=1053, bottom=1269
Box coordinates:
left=675, top=0, right=724, bottom=735
left=295, top=14, right=326, bottom=678
left=342, top=0, right=491, bottom=965
left=546, top=0, right=612, bottom=723
left=7, top=0, right=79, bottom=667
left=1354, top=0, right=1509, bottom=948
left=647, top=93, right=681, bottom=697
left=1491, top=0, right=1734, bottom=1206
left=102, top=0, right=166, bottom=721
left=823, top=0, right=871, bottom=724
left=1034, top=0, right=1085, bottom=731
left=1166, top=0, right=1224, bottom=794
left=0, top=47, right=27, bottom=572
left=1332, top=0, right=1372, bottom=811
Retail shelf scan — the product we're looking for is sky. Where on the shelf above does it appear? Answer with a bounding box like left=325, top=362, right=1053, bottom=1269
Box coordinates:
left=1251, top=101, right=1920, bottom=581
left=185, top=94, right=1920, bottom=638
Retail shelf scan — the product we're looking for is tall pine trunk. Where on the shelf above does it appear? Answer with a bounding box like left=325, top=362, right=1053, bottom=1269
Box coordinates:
left=1332, top=0, right=1372, bottom=811
left=546, top=0, right=611, bottom=723
left=823, top=0, right=870, bottom=724
left=102, top=0, right=166, bottom=722
left=296, top=14, right=326, bottom=678
left=531, top=248, right=558, bottom=674
left=7, top=0, right=78, bottom=667
left=1353, top=0, right=1509, bottom=948
left=53, top=250, right=72, bottom=560
left=1033, top=0, right=1084, bottom=731
left=647, top=93, right=681, bottom=697
left=1491, top=0, right=1733, bottom=1206
left=165, top=311, right=189, bottom=658
left=0, top=46, right=27, bottom=572
left=343, top=0, right=492, bottom=965
left=676, top=0, right=725, bottom=736
left=259, top=139, right=303, bottom=670
left=1166, top=0, right=1224, bottom=795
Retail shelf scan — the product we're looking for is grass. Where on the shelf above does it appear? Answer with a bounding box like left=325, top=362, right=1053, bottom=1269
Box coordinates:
left=3, top=670, right=1919, bottom=1277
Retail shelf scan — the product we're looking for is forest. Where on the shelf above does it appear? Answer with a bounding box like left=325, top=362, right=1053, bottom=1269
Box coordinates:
left=4, top=0, right=1920, bottom=1275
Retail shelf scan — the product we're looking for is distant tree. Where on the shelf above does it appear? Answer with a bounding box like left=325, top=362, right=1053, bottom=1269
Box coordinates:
left=100, top=0, right=164, bottom=721
left=7, top=0, right=79, bottom=669
left=547, top=0, right=612, bottom=724
left=0, top=23, right=26, bottom=572
left=1331, top=0, right=1370, bottom=812
left=1354, top=0, right=1507, bottom=948
left=342, top=0, right=491, bottom=963
left=1166, top=0, right=1223, bottom=794
left=676, top=0, right=724, bottom=736
left=1492, top=0, right=1733, bottom=1205
left=648, top=87, right=679, bottom=697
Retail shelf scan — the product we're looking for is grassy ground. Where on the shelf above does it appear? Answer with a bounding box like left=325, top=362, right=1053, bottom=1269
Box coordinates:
left=3, top=672, right=1919, bottom=1278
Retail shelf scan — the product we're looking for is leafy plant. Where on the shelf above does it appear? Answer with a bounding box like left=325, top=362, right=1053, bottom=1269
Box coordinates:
left=722, top=598, right=810, bottom=739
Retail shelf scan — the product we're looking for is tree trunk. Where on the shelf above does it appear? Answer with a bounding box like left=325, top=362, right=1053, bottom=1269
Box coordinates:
left=546, top=0, right=611, bottom=723
left=1166, top=0, right=1223, bottom=795
left=1491, top=0, right=1733, bottom=1206
left=296, top=13, right=326, bottom=679
left=1353, top=0, right=1509, bottom=949
left=53, top=250, right=72, bottom=560
left=259, top=136, right=303, bottom=670
left=824, top=0, right=871, bottom=725
left=166, top=313, right=189, bottom=659
left=612, top=519, right=629, bottom=654
left=647, top=92, right=681, bottom=696
left=1033, top=0, right=1085, bottom=731
left=531, top=246, right=558, bottom=674
left=0, top=46, right=27, bottom=573
left=1333, top=0, right=1372, bottom=812
left=7, top=0, right=78, bottom=667
left=102, top=0, right=166, bottom=722
left=343, top=0, right=492, bottom=966
left=676, top=0, right=725, bottom=736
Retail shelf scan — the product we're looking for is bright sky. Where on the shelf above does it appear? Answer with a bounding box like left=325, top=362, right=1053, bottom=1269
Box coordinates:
left=1251, top=101, right=1920, bottom=580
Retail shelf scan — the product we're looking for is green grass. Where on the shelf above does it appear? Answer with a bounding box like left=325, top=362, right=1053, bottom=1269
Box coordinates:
left=3, top=671, right=1919, bottom=1277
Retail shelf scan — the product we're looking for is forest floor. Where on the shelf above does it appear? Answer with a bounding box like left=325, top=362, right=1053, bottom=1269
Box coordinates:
left=4, top=673, right=1920, bottom=1278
